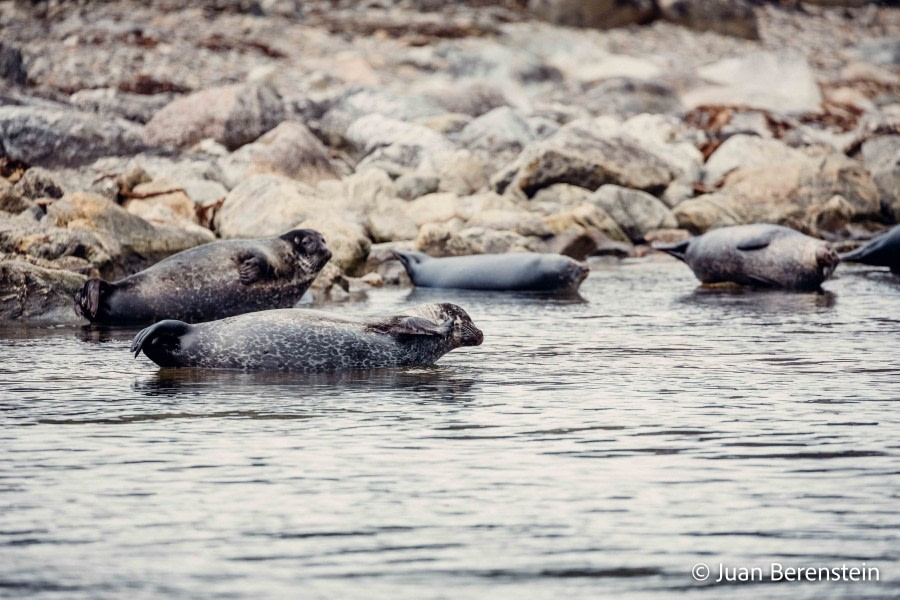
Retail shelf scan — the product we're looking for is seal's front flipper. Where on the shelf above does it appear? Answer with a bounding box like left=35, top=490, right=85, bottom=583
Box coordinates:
left=369, top=316, right=453, bottom=337
left=238, top=253, right=272, bottom=285
left=131, top=320, right=191, bottom=366
left=736, top=232, right=778, bottom=252
left=75, top=278, right=111, bottom=321
left=652, top=239, right=690, bottom=262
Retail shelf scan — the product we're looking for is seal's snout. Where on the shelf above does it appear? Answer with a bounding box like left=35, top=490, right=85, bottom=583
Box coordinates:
left=461, top=323, right=484, bottom=347
left=816, top=246, right=840, bottom=278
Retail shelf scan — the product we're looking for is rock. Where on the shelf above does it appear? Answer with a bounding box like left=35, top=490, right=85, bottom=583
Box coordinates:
left=143, top=83, right=285, bottom=151
left=16, top=167, right=64, bottom=200
left=851, top=37, right=900, bottom=68
left=395, top=173, right=439, bottom=200
left=0, top=43, right=27, bottom=85
left=366, top=196, right=420, bottom=243
left=69, top=88, right=176, bottom=124
left=703, top=135, right=809, bottom=186
left=675, top=155, right=881, bottom=233
left=406, top=192, right=470, bottom=226
left=492, top=120, right=675, bottom=199
left=528, top=0, right=656, bottom=30
left=215, top=174, right=330, bottom=239
left=0, top=106, right=146, bottom=168
left=545, top=202, right=630, bottom=243
left=345, top=113, right=452, bottom=158
left=364, top=241, right=414, bottom=286
left=416, top=223, right=537, bottom=257
left=658, top=0, right=759, bottom=40
left=530, top=183, right=593, bottom=215
left=435, top=149, right=489, bottom=196
left=416, top=113, right=473, bottom=136
left=424, top=81, right=510, bottom=117
left=860, top=135, right=900, bottom=222
left=457, top=107, right=535, bottom=157
left=644, top=228, right=692, bottom=245
left=589, top=184, right=678, bottom=242
left=319, top=89, right=444, bottom=144
left=298, top=212, right=370, bottom=275
left=467, top=208, right=553, bottom=238
left=44, top=192, right=213, bottom=277
left=122, top=178, right=215, bottom=241
left=0, top=253, right=87, bottom=323
left=0, top=178, right=32, bottom=214
left=683, top=52, right=823, bottom=114
left=582, top=78, right=682, bottom=117
left=219, top=121, right=337, bottom=188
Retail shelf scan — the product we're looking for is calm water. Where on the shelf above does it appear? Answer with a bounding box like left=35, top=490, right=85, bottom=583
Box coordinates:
left=2, top=260, right=899, bottom=599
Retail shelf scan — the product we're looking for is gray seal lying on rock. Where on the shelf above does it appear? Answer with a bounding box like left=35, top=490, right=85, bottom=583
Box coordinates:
left=392, top=251, right=589, bottom=293
left=840, top=225, right=900, bottom=273
left=130, top=303, right=484, bottom=372
left=654, top=224, right=839, bottom=290
left=75, top=229, right=331, bottom=324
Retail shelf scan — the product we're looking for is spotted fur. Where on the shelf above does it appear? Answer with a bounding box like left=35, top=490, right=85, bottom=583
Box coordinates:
left=75, top=230, right=331, bottom=324
left=131, top=303, right=484, bottom=372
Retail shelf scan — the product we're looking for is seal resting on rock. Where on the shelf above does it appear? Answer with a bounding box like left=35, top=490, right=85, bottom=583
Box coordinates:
left=654, top=224, right=839, bottom=290
left=75, top=229, right=331, bottom=324
left=130, top=303, right=484, bottom=372
left=392, top=251, right=589, bottom=293
left=840, top=225, right=900, bottom=273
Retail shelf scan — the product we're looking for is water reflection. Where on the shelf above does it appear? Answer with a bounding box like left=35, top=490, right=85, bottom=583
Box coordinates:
left=677, top=286, right=837, bottom=313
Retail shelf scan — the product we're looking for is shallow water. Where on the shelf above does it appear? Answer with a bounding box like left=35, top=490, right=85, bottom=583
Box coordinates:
left=2, top=260, right=899, bottom=599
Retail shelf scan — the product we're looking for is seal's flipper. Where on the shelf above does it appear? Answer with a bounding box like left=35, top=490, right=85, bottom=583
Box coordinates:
left=369, top=316, right=453, bottom=337
left=75, top=278, right=111, bottom=321
left=736, top=231, right=779, bottom=251
left=131, top=320, right=191, bottom=365
left=652, top=239, right=690, bottom=262
left=391, top=250, right=429, bottom=275
left=238, top=253, right=272, bottom=285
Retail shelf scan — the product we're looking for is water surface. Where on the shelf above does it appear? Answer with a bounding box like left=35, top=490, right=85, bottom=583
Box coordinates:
left=2, top=260, right=899, bottom=599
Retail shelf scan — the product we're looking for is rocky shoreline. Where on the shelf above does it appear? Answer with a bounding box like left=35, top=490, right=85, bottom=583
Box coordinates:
left=1, top=0, right=898, bottom=322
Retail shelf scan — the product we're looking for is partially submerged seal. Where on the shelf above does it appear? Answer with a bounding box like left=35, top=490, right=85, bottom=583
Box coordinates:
left=130, top=303, right=484, bottom=372
left=840, top=225, right=900, bottom=273
left=76, top=229, right=331, bottom=324
left=654, top=224, right=839, bottom=290
left=392, top=251, right=589, bottom=293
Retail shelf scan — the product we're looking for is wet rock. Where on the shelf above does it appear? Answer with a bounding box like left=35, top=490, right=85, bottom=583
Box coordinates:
left=860, top=135, right=900, bottom=222
left=683, top=52, right=823, bottom=114
left=528, top=0, right=656, bottom=30
left=219, top=121, right=337, bottom=188
left=0, top=43, right=27, bottom=85
left=0, top=253, right=87, bottom=323
left=658, top=0, right=759, bottom=40
left=492, top=120, right=675, bottom=199
left=69, top=88, right=176, bottom=124
left=582, top=78, right=682, bottom=117
left=0, top=106, right=146, bottom=168
left=143, top=83, right=285, bottom=151
left=215, top=174, right=330, bottom=239
left=589, top=184, right=678, bottom=243
left=16, top=167, right=64, bottom=200
left=703, top=135, right=808, bottom=187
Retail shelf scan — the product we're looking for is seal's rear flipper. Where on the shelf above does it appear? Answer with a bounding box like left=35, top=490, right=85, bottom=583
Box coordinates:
left=838, top=246, right=866, bottom=263
left=130, top=320, right=191, bottom=365
left=391, top=250, right=429, bottom=275
left=652, top=240, right=690, bottom=262
left=75, top=278, right=111, bottom=321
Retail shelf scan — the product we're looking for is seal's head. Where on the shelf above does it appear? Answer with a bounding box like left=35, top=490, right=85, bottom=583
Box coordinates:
left=561, top=259, right=590, bottom=291
left=402, top=303, right=484, bottom=348
left=281, top=228, right=332, bottom=272
left=816, top=245, right=840, bottom=282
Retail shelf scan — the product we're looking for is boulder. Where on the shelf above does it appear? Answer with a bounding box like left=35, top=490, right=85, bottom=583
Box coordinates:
left=860, top=135, right=900, bottom=222
left=143, top=83, right=285, bottom=151
left=457, top=107, right=535, bottom=157
left=215, top=174, right=331, bottom=239
left=582, top=78, right=682, bottom=117
left=703, top=135, right=809, bottom=186
left=16, top=167, right=63, bottom=200
left=318, top=89, right=444, bottom=144
left=0, top=253, right=87, bottom=323
left=0, top=179, right=32, bottom=214
left=683, top=52, right=823, bottom=114
left=589, top=184, right=677, bottom=242
left=545, top=202, right=630, bottom=243
left=528, top=0, right=656, bottom=30
left=0, top=106, right=146, bottom=168
left=416, top=223, right=538, bottom=257
left=219, top=121, right=337, bottom=188
left=658, top=0, right=759, bottom=40
left=424, top=81, right=510, bottom=117
left=435, top=149, right=489, bottom=196
left=122, top=178, right=215, bottom=241
left=69, top=88, right=176, bottom=124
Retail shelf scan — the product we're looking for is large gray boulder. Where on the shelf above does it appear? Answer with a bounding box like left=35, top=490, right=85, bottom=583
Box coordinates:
left=528, top=0, right=656, bottom=30
left=860, top=136, right=900, bottom=223
left=589, top=184, right=677, bottom=242
left=658, top=0, right=759, bottom=40
left=0, top=253, right=87, bottom=323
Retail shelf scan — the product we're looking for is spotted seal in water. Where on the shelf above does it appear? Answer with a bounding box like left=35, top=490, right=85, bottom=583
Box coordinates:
left=840, top=225, right=900, bottom=273
left=654, top=224, right=839, bottom=290
left=392, top=251, right=589, bottom=293
left=75, top=229, right=331, bottom=324
left=130, top=303, right=484, bottom=372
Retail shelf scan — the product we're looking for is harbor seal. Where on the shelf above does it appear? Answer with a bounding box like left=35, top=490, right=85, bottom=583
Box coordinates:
left=76, top=229, right=331, bottom=324
left=654, top=224, right=839, bottom=290
left=839, top=225, right=900, bottom=273
left=392, top=251, right=589, bottom=293
left=130, top=303, right=484, bottom=372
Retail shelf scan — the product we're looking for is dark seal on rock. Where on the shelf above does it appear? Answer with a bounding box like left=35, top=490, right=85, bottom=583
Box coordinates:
left=75, top=229, right=331, bottom=324
left=840, top=225, right=900, bottom=274
left=130, top=303, right=484, bottom=372
left=654, top=224, right=839, bottom=290
left=392, top=251, right=589, bottom=293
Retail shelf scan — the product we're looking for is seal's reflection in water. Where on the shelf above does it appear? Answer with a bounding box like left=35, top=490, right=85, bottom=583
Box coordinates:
left=134, top=366, right=480, bottom=404
left=78, top=324, right=145, bottom=344
left=677, top=285, right=837, bottom=315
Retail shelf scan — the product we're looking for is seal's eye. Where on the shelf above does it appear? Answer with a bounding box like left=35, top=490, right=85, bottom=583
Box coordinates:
left=294, top=236, right=301, bottom=245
